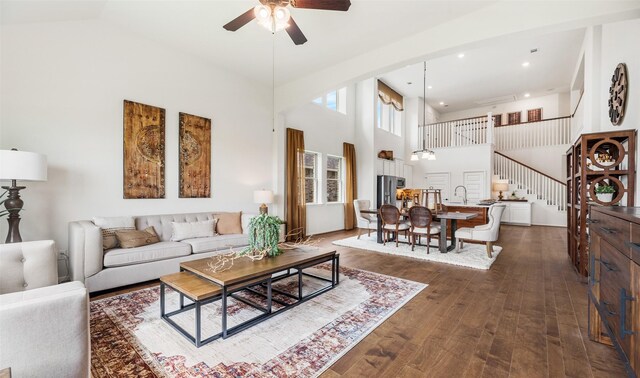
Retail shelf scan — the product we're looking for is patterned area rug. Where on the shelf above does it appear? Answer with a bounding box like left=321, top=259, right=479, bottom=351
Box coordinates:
left=90, top=264, right=426, bottom=377
left=333, top=233, right=502, bottom=270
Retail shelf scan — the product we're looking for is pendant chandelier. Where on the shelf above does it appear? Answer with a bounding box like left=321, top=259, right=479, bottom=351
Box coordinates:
left=411, top=61, right=436, bottom=161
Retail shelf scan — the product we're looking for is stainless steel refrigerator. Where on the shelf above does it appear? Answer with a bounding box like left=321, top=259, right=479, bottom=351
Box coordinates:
left=376, top=175, right=398, bottom=209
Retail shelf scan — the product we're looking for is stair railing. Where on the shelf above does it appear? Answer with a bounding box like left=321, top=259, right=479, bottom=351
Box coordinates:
left=494, top=151, right=567, bottom=211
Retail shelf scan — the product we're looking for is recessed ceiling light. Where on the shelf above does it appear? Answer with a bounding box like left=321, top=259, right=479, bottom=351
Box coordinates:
left=522, top=61, right=530, bottom=67
left=439, top=101, right=445, bottom=105
left=524, top=93, right=530, bottom=98
left=457, top=53, right=465, bottom=58
left=427, top=85, right=432, bottom=89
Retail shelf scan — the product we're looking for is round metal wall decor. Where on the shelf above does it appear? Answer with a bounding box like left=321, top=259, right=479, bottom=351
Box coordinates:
left=608, top=63, right=628, bottom=126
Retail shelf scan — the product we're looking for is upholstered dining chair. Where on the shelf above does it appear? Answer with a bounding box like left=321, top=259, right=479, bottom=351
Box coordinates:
left=354, top=199, right=377, bottom=239
left=454, top=204, right=507, bottom=257
left=408, top=206, right=441, bottom=253
left=379, top=204, right=410, bottom=247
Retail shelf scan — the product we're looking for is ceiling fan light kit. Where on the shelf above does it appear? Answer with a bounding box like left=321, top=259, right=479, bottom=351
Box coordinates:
left=223, top=0, right=352, bottom=45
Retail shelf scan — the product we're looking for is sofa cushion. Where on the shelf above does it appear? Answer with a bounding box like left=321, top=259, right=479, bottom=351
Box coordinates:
left=135, top=213, right=216, bottom=242
left=215, top=212, right=243, bottom=235
left=103, top=242, right=191, bottom=268
left=93, top=216, right=135, bottom=250
left=115, top=227, right=160, bottom=248
left=182, top=234, right=249, bottom=254
left=170, top=219, right=216, bottom=241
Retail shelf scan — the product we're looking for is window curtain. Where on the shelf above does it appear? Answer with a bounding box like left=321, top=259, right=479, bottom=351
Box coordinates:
left=343, top=142, right=357, bottom=230
left=378, top=80, right=404, bottom=111
left=286, top=128, right=306, bottom=241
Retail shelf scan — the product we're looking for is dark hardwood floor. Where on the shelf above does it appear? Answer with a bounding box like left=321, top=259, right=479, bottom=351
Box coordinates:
left=92, top=225, right=627, bottom=377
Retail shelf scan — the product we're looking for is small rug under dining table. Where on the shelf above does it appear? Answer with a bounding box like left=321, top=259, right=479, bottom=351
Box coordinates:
left=89, top=264, right=426, bottom=377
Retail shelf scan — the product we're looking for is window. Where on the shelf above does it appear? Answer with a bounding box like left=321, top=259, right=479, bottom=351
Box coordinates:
left=493, top=114, right=502, bottom=126
left=311, top=87, right=347, bottom=115
left=326, top=156, right=343, bottom=203
left=304, top=151, right=319, bottom=204
left=507, top=111, right=521, bottom=125
left=376, top=98, right=402, bottom=136
left=527, top=108, right=542, bottom=122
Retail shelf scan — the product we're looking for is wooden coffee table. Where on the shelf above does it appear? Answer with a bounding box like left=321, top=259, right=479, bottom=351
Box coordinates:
left=160, top=248, right=339, bottom=347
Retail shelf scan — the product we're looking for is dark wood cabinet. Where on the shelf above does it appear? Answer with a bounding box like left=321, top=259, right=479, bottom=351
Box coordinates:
left=589, top=206, right=640, bottom=377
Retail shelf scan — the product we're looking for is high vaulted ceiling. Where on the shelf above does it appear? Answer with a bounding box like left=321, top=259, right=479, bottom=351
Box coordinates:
left=378, top=28, right=585, bottom=113
left=1, top=0, right=495, bottom=86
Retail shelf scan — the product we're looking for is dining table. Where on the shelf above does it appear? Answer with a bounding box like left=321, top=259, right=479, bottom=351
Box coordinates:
left=435, top=211, right=478, bottom=253
left=360, top=208, right=478, bottom=253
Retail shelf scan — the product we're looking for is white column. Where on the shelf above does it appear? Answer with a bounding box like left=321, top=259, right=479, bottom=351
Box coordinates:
left=486, top=112, right=494, bottom=145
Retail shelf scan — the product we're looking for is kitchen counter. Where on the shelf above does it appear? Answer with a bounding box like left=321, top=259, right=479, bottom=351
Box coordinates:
left=442, top=202, right=491, bottom=208
left=438, top=204, right=489, bottom=238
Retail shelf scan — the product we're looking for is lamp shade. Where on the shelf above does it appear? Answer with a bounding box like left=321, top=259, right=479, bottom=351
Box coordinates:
left=0, top=150, right=47, bottom=181
left=253, top=190, right=274, bottom=204
left=493, top=181, right=509, bottom=191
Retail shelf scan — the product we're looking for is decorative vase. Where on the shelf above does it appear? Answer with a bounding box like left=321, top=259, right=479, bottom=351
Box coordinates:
left=596, top=193, right=614, bottom=203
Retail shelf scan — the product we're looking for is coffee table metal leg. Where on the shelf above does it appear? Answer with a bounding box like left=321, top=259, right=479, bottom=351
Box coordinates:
left=336, top=254, right=340, bottom=285
left=331, top=256, right=336, bottom=288
left=298, top=269, right=303, bottom=300
left=195, top=301, right=201, bottom=347
left=160, top=283, right=165, bottom=317
left=221, top=286, right=228, bottom=339
left=267, top=277, right=272, bottom=313
left=179, top=293, right=184, bottom=309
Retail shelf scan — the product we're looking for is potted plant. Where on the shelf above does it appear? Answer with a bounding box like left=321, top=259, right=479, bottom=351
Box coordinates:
left=595, top=183, right=615, bottom=203
left=244, top=214, right=283, bottom=257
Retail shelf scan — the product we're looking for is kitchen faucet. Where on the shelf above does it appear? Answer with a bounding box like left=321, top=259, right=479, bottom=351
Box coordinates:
left=454, top=185, right=468, bottom=205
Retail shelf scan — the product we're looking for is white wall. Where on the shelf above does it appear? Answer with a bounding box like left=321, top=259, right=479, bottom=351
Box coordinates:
left=570, top=18, right=640, bottom=201
left=599, top=18, right=640, bottom=202
left=499, top=146, right=571, bottom=182
left=281, top=89, right=356, bottom=235
left=0, top=20, right=273, bottom=250
left=412, top=144, right=493, bottom=201
left=439, top=92, right=571, bottom=123
left=354, top=78, right=376, bottom=207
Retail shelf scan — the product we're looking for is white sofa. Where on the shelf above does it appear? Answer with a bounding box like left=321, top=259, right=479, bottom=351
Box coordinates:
left=69, top=212, right=259, bottom=293
left=0, top=240, right=90, bottom=378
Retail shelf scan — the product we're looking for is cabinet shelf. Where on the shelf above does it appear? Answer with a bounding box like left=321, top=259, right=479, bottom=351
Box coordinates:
left=566, top=129, right=636, bottom=277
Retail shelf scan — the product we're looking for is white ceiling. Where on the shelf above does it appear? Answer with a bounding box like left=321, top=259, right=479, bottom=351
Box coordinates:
left=1, top=0, right=496, bottom=86
left=378, top=28, right=585, bottom=113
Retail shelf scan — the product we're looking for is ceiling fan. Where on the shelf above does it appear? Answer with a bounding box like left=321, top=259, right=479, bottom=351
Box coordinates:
left=223, top=0, right=352, bottom=45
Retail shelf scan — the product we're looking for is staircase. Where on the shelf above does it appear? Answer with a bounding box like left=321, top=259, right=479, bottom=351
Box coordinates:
left=421, top=114, right=572, bottom=225
left=493, top=152, right=567, bottom=211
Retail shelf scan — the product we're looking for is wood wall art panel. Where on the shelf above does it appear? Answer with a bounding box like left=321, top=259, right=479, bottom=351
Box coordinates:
left=123, top=100, right=166, bottom=199
left=179, top=112, right=211, bottom=198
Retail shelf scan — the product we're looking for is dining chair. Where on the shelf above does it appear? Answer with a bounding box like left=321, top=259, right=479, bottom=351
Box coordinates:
left=454, top=204, right=507, bottom=257
left=353, top=199, right=377, bottom=239
left=379, top=204, right=410, bottom=247
left=408, top=206, right=441, bottom=253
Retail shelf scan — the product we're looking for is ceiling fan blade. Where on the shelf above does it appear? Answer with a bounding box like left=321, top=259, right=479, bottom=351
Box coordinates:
left=291, top=0, right=351, bottom=11
left=286, top=17, right=308, bottom=45
left=223, top=8, right=256, bottom=31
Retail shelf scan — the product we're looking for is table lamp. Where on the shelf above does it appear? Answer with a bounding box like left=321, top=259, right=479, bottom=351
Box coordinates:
left=253, top=189, right=274, bottom=215
left=0, top=149, right=48, bottom=243
left=493, top=181, right=509, bottom=201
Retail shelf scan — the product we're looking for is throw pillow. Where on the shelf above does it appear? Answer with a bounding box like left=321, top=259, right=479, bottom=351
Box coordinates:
left=93, top=216, right=136, bottom=250
left=115, top=227, right=160, bottom=249
left=215, top=212, right=243, bottom=235
left=170, top=219, right=216, bottom=241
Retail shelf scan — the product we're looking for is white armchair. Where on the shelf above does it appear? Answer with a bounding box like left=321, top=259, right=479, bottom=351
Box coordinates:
left=0, top=240, right=90, bottom=378
left=354, top=199, right=377, bottom=239
left=454, top=204, right=506, bottom=257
